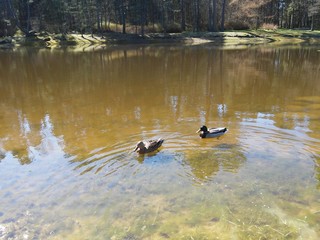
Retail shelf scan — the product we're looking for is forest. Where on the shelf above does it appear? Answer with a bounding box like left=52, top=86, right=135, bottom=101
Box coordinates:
left=1, top=0, right=320, bottom=37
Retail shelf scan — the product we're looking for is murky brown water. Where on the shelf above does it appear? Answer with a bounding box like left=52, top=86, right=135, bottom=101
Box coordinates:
left=0, top=45, right=320, bottom=239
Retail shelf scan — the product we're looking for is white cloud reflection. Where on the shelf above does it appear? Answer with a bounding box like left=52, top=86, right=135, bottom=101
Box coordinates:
left=28, top=114, right=65, bottom=162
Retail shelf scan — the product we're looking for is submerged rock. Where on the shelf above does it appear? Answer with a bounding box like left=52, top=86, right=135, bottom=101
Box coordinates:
left=210, top=217, right=220, bottom=222
left=160, top=232, right=170, bottom=238
left=122, top=233, right=139, bottom=240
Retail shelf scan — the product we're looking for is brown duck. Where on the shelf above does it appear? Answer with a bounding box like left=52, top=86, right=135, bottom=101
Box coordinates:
left=133, top=138, right=164, bottom=154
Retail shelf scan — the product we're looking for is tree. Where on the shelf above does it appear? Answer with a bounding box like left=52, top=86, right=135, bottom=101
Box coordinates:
left=221, top=0, right=227, bottom=31
left=309, top=0, right=320, bottom=30
left=180, top=0, right=186, bottom=31
left=0, top=0, right=12, bottom=36
left=212, top=0, right=218, bottom=31
left=2, top=0, right=320, bottom=37
left=140, top=0, right=146, bottom=35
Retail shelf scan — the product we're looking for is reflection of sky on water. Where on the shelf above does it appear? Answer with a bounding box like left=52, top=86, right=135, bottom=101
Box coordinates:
left=239, top=111, right=320, bottom=170
left=18, top=111, right=31, bottom=136
left=14, top=114, right=67, bottom=164
left=28, top=114, right=65, bottom=162
left=217, top=104, right=227, bottom=117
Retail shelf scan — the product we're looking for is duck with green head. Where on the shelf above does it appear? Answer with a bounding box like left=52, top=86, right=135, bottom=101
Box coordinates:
left=196, top=125, right=228, bottom=138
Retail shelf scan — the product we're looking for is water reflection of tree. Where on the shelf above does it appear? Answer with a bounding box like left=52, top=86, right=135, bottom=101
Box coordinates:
left=0, top=47, right=319, bottom=166
left=183, top=144, right=246, bottom=184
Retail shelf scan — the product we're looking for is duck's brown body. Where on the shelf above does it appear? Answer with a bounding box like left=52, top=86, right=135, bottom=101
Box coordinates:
left=133, top=138, right=164, bottom=154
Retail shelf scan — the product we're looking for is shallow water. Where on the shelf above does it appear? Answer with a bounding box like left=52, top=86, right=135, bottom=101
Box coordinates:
left=0, top=46, right=320, bottom=239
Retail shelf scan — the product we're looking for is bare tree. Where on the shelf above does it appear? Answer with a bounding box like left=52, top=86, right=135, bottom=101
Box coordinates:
left=309, top=0, right=320, bottom=30
left=221, top=0, right=227, bottom=31
left=181, top=0, right=186, bottom=31
left=208, top=0, right=218, bottom=31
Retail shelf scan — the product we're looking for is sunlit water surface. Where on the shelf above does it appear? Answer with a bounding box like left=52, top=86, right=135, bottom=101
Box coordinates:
left=0, top=46, right=320, bottom=239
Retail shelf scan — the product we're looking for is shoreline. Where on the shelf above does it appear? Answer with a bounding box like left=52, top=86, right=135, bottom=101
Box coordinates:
left=1, top=30, right=320, bottom=51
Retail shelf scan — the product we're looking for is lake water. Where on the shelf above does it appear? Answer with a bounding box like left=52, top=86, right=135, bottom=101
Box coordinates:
left=0, top=45, right=320, bottom=239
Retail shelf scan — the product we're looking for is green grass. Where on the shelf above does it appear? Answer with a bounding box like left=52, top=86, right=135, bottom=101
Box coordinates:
left=248, top=29, right=320, bottom=39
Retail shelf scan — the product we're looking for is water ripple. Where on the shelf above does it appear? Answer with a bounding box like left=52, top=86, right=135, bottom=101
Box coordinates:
left=70, top=138, right=132, bottom=173
left=239, top=121, right=320, bottom=163
left=70, top=131, right=216, bottom=176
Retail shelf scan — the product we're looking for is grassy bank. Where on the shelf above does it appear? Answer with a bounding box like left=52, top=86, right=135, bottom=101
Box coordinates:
left=1, top=29, right=320, bottom=50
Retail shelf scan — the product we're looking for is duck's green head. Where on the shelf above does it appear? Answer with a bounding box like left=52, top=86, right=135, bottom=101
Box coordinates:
left=196, top=125, right=208, bottom=133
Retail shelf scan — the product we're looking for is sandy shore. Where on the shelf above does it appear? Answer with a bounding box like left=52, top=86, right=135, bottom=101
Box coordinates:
left=1, top=30, right=320, bottom=51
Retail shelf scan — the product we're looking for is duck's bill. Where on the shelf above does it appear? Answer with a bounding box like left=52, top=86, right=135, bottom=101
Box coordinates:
left=196, top=129, right=201, bottom=133
left=133, top=146, right=139, bottom=152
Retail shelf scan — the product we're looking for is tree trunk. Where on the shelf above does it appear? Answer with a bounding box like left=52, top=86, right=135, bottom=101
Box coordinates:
left=196, top=0, right=200, bottom=31
left=276, top=0, right=280, bottom=26
left=212, top=0, right=217, bottom=32
left=96, top=0, right=101, bottom=34
left=140, top=0, right=146, bottom=35
left=221, top=0, right=227, bottom=31
left=180, top=0, right=185, bottom=31
left=193, top=0, right=200, bottom=32
left=256, top=16, right=259, bottom=29
left=162, top=3, right=167, bottom=33
left=26, top=0, right=31, bottom=34
left=208, top=0, right=212, bottom=31
left=121, top=0, right=126, bottom=34
left=280, top=3, right=283, bottom=28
